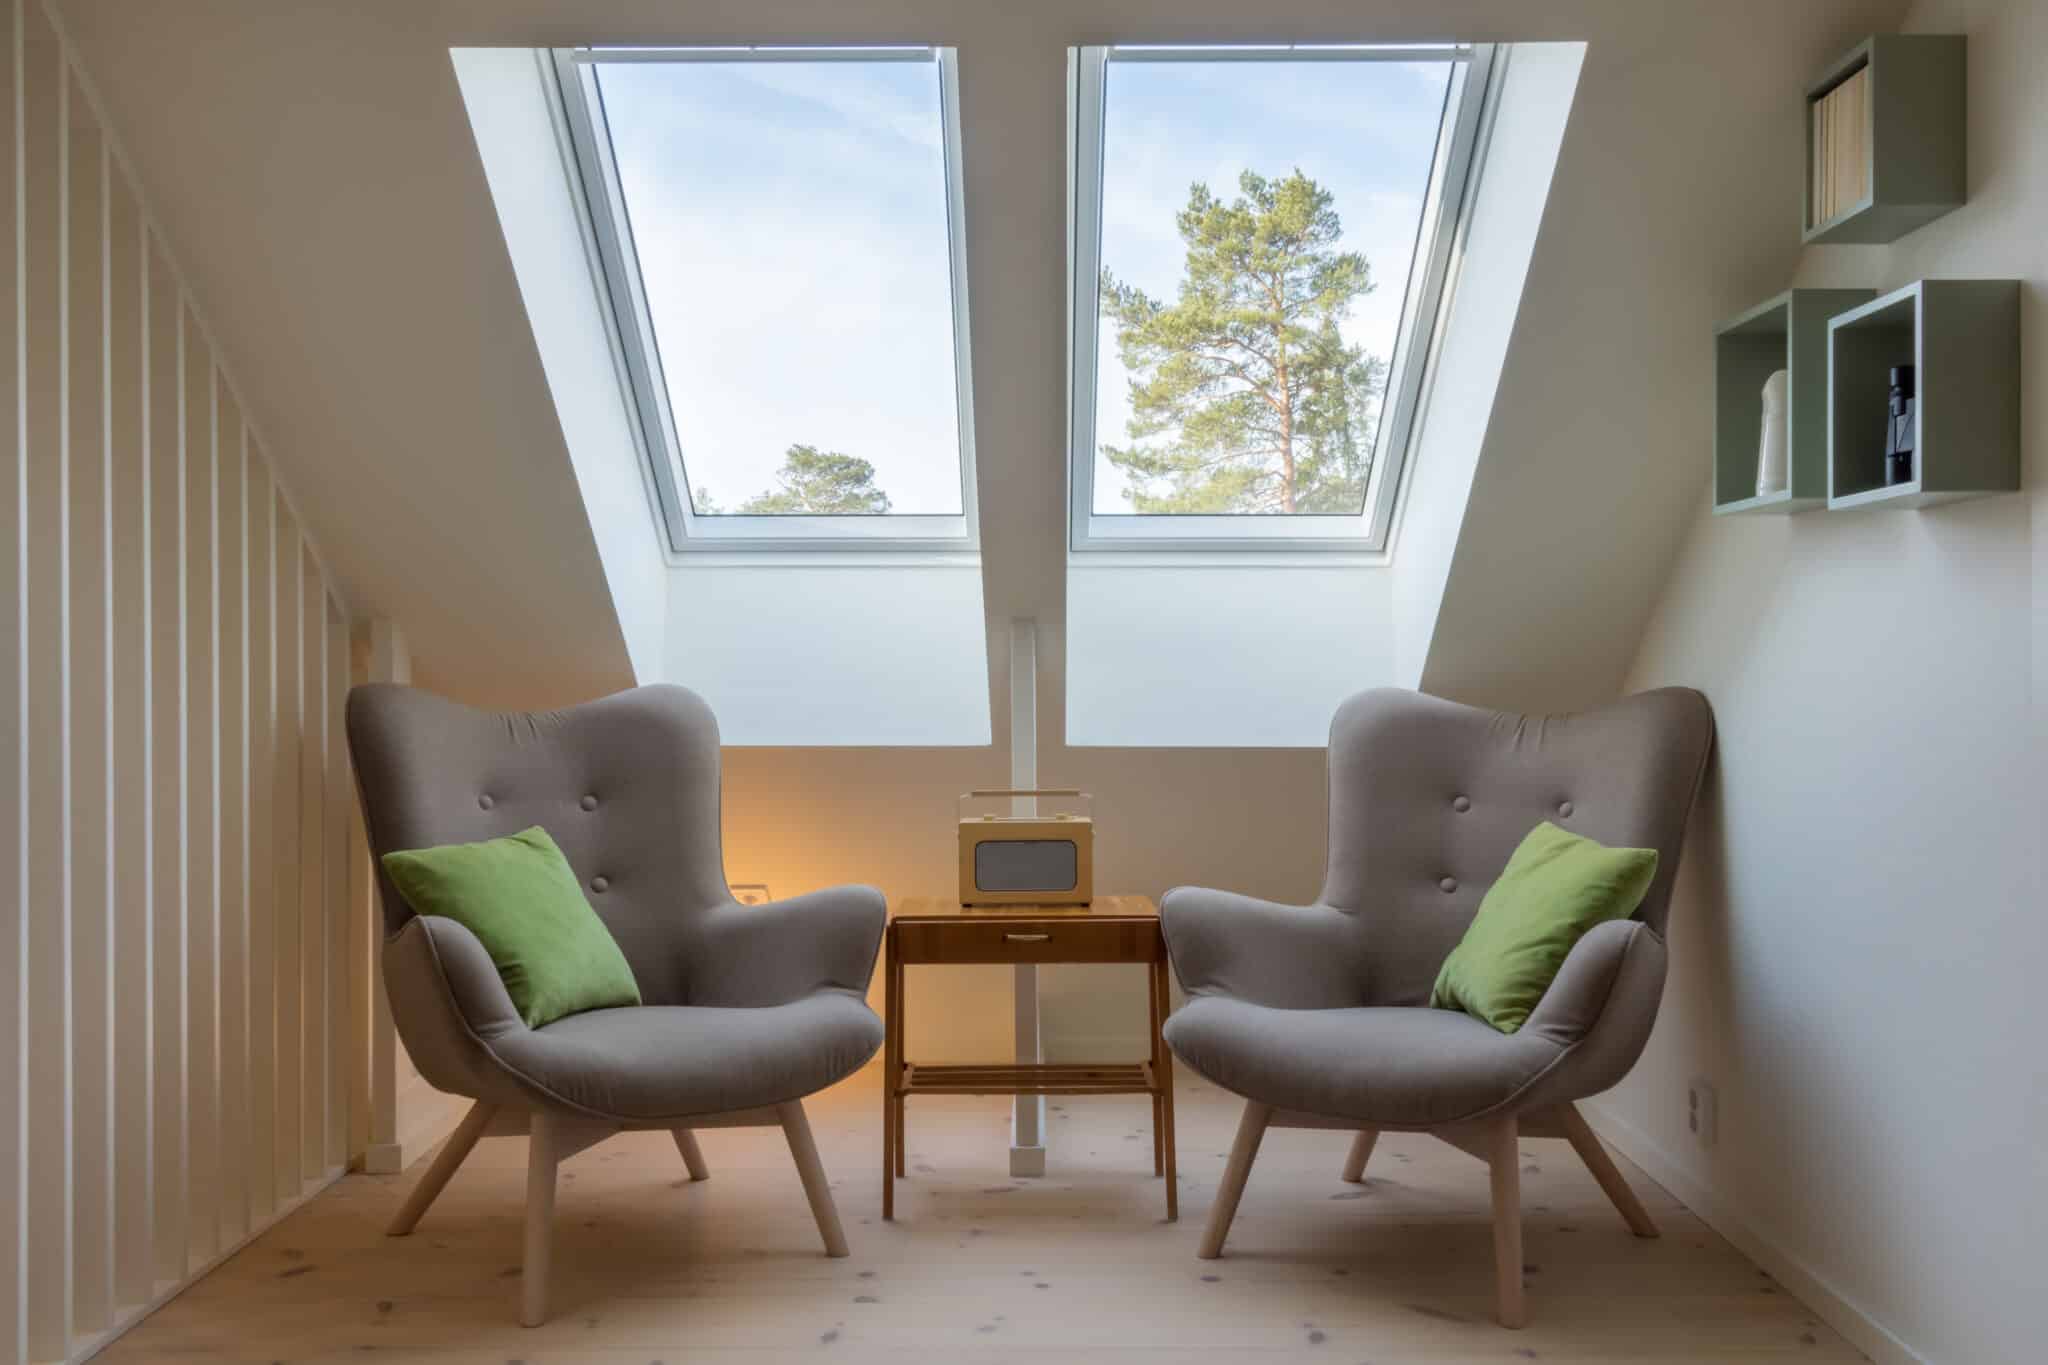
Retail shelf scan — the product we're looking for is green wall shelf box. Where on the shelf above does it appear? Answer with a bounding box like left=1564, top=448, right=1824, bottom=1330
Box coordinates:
left=1827, top=279, right=2020, bottom=510
left=1713, top=289, right=1872, bottom=515
left=1803, top=35, right=1966, bottom=246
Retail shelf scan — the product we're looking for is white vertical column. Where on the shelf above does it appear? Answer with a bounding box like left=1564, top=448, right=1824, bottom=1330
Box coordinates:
left=0, top=2, right=24, bottom=1355
left=64, top=71, right=111, bottom=1337
left=1007, top=617, right=1045, bottom=1178
left=105, top=140, right=149, bottom=1316
left=21, top=15, right=71, bottom=1353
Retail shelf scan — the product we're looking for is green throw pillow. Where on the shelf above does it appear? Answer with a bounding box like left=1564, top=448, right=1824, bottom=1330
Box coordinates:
left=382, top=826, right=640, bottom=1029
left=1429, top=821, right=1658, bottom=1035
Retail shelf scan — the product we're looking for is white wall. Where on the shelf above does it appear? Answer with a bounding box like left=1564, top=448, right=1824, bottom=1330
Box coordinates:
left=452, top=46, right=667, bottom=687
left=666, top=557, right=992, bottom=747
left=1392, top=42, right=1583, bottom=688
left=2, top=4, right=361, bottom=1361
left=1604, top=2, right=2047, bottom=1360
left=1066, top=560, right=1397, bottom=748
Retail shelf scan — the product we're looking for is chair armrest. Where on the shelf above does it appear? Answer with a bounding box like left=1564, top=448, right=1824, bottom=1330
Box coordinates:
left=686, top=885, right=887, bottom=1008
left=1520, top=918, right=1668, bottom=1086
left=1160, top=887, right=1368, bottom=1009
left=381, top=915, right=533, bottom=1106
left=410, top=915, right=525, bottom=1038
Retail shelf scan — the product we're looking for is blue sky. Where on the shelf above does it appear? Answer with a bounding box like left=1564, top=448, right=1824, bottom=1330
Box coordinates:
left=597, top=53, right=1451, bottom=517
left=600, top=58, right=965, bottom=515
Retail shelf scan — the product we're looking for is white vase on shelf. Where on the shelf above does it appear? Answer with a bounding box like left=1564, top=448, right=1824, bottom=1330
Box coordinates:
left=1755, top=368, right=1789, bottom=496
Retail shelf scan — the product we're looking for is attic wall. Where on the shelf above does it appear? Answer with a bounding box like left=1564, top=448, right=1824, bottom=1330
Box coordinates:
left=3, top=4, right=361, bottom=1360
left=1604, top=0, right=2047, bottom=1359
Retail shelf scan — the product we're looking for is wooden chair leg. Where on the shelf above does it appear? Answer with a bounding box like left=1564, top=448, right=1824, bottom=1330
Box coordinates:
left=1198, top=1101, right=1270, bottom=1259
left=1488, top=1116, right=1525, bottom=1329
left=1560, top=1103, right=1659, bottom=1238
left=521, top=1113, right=560, bottom=1328
left=1340, top=1128, right=1379, bottom=1184
left=671, top=1127, right=710, bottom=1182
left=779, top=1100, right=849, bottom=1258
left=386, top=1100, right=495, bottom=1236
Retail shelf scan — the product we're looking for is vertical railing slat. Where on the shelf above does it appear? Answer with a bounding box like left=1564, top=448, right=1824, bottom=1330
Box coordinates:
left=180, top=304, right=216, bottom=1272
left=271, top=497, right=300, bottom=1207
left=0, top=2, right=23, bottom=1358
left=298, top=542, right=323, bottom=1183
left=21, top=12, right=71, bottom=1354
left=145, top=229, right=184, bottom=1291
left=243, top=451, right=274, bottom=1225
left=214, top=378, right=247, bottom=1247
left=325, top=600, right=348, bottom=1171
left=64, top=69, right=111, bottom=1339
left=105, top=125, right=149, bottom=1317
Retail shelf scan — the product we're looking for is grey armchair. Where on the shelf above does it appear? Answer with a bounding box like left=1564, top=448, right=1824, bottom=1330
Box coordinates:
left=1161, top=687, right=1714, bottom=1328
left=347, top=683, right=885, bottom=1326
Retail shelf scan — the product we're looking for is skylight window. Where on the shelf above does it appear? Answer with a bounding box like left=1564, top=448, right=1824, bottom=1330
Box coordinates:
left=555, top=47, right=977, bottom=549
left=1068, top=44, right=1496, bottom=552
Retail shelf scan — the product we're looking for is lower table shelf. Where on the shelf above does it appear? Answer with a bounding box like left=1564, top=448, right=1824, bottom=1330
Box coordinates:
left=901, top=1061, right=1155, bottom=1096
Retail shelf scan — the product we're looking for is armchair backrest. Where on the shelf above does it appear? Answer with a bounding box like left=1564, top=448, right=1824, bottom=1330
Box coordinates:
left=347, top=683, right=732, bottom=1008
left=1321, top=688, right=1714, bottom=1007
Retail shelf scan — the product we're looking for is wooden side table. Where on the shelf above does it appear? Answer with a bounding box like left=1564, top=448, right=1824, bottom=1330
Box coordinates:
left=882, top=895, right=1176, bottom=1221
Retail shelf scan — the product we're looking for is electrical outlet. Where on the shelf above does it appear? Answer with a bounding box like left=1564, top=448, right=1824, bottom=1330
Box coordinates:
left=1687, top=1077, right=1718, bottom=1147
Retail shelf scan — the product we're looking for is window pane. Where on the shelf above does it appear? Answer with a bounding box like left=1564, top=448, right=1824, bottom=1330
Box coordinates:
left=596, top=58, right=965, bottom=516
left=1092, top=58, right=1452, bottom=516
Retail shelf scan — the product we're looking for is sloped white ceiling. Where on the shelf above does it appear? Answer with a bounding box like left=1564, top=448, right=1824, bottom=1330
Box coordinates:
left=52, top=0, right=1905, bottom=713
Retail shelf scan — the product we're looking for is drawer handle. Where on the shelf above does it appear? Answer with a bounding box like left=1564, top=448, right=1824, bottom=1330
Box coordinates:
left=1003, top=932, right=1051, bottom=943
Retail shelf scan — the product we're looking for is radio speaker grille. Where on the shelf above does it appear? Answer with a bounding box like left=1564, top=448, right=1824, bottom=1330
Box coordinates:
left=974, top=839, right=1079, bottom=893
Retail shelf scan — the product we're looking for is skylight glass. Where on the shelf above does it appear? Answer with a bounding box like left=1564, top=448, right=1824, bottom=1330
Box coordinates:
left=1069, top=45, right=1494, bottom=551
left=560, top=49, right=975, bottom=547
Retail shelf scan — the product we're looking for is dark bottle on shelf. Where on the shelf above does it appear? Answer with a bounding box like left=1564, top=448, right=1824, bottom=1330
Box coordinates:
left=1884, top=364, right=1915, bottom=486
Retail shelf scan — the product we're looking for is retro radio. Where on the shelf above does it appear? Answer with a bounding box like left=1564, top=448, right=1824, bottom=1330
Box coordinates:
left=957, top=789, right=1093, bottom=906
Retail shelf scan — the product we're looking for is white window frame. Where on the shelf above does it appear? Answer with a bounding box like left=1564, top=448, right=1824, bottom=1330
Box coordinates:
left=552, top=45, right=981, bottom=553
left=1066, top=43, right=1498, bottom=555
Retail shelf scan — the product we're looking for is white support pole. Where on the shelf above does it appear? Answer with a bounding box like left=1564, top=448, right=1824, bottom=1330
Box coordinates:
left=1007, top=617, right=1046, bottom=1178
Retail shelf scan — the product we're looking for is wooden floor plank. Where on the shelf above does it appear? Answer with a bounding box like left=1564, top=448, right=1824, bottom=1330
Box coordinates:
left=98, top=1068, right=1862, bottom=1363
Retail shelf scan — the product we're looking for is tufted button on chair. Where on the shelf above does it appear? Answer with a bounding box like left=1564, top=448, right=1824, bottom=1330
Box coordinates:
left=1161, top=687, right=1714, bottom=1328
left=348, top=683, right=886, bottom=1326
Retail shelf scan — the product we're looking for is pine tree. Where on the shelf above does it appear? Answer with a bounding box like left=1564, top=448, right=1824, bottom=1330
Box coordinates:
left=1101, top=170, right=1383, bottom=514
left=737, top=444, right=893, bottom=514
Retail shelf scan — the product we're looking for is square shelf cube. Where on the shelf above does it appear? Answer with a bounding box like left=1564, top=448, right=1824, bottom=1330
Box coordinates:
left=1714, top=289, right=1871, bottom=515
left=1827, top=279, right=2021, bottom=509
left=1803, top=35, right=1966, bottom=246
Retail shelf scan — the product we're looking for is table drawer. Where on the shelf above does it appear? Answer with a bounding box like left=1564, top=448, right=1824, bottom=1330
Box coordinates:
left=893, top=917, right=1159, bottom=965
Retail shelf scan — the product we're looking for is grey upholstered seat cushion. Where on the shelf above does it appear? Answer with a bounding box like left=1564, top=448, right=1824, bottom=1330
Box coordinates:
left=488, top=994, right=884, bottom=1122
left=1164, top=997, right=1563, bottom=1128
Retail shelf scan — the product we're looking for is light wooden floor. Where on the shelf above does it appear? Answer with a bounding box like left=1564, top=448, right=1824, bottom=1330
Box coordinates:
left=101, top=1065, right=1863, bottom=1363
